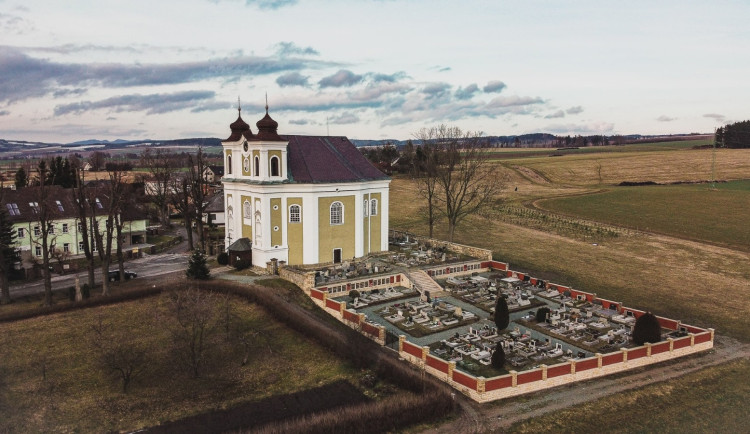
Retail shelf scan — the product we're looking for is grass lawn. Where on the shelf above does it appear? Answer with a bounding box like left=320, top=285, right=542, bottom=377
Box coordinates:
left=0, top=293, right=360, bottom=433
left=537, top=180, right=750, bottom=250
left=508, top=359, right=750, bottom=434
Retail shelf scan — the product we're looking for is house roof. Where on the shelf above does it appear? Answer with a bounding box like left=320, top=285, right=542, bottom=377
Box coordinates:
left=227, top=237, right=252, bottom=252
left=206, top=165, right=224, bottom=176
left=1, top=186, right=146, bottom=224
left=204, top=192, right=224, bottom=213
left=284, top=135, right=389, bottom=183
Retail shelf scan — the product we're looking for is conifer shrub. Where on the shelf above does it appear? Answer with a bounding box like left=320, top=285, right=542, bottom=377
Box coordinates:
left=494, top=296, right=510, bottom=330
left=217, top=252, right=229, bottom=265
left=536, top=307, right=550, bottom=323
left=632, top=312, right=662, bottom=345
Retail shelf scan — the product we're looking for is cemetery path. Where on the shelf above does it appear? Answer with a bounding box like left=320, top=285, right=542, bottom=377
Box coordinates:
left=429, top=335, right=750, bottom=433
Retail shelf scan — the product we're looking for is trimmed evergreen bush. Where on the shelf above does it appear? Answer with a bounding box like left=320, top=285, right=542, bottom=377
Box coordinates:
left=494, top=296, right=510, bottom=330
left=217, top=252, right=229, bottom=265
left=632, top=312, right=662, bottom=345
left=186, top=250, right=211, bottom=280
left=536, top=307, right=550, bottom=323
left=491, top=345, right=505, bottom=369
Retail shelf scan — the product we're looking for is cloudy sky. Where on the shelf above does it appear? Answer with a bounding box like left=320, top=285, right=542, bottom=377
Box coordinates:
left=1, top=0, right=748, bottom=143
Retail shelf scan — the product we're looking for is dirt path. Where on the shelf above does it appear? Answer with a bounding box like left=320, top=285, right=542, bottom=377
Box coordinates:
left=429, top=335, right=750, bottom=433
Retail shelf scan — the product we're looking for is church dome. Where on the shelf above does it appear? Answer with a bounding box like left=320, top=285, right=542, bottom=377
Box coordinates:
left=255, top=106, right=282, bottom=141
left=225, top=108, right=253, bottom=141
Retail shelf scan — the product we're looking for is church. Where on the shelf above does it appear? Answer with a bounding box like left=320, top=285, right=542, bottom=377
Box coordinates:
left=222, top=105, right=390, bottom=266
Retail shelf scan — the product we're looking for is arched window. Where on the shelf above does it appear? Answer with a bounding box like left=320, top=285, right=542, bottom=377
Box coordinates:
left=370, top=199, right=378, bottom=216
left=330, top=201, right=343, bottom=225
left=254, top=156, right=260, bottom=176
left=289, top=204, right=301, bottom=223
left=363, top=199, right=368, bottom=217
left=226, top=154, right=232, bottom=174
left=270, top=156, right=280, bottom=177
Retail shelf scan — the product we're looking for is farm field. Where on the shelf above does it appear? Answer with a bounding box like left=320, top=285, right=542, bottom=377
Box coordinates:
left=0, top=293, right=361, bottom=433
left=392, top=145, right=750, bottom=432
left=537, top=180, right=750, bottom=250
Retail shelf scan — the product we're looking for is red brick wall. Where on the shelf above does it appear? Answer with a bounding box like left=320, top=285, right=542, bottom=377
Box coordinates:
left=682, top=324, right=706, bottom=334
left=452, top=370, right=478, bottom=390
left=485, top=375, right=513, bottom=391
left=426, top=355, right=449, bottom=373
left=673, top=336, right=692, bottom=350
left=657, top=316, right=680, bottom=330
left=628, top=347, right=648, bottom=360
left=602, top=352, right=623, bottom=366
left=599, top=299, right=619, bottom=310
left=482, top=260, right=507, bottom=270
left=547, top=363, right=572, bottom=378
left=576, top=358, right=598, bottom=372
left=402, top=341, right=423, bottom=358
left=517, top=369, right=543, bottom=385
left=343, top=309, right=359, bottom=323
left=530, top=278, right=538, bottom=285
left=361, top=322, right=380, bottom=338
left=325, top=298, right=340, bottom=311
left=310, top=289, right=325, bottom=301
left=621, top=307, right=645, bottom=319
left=694, top=332, right=712, bottom=344
left=651, top=341, right=671, bottom=354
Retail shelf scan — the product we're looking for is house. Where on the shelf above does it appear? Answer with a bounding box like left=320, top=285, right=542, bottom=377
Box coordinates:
left=1, top=186, right=148, bottom=273
left=222, top=105, right=390, bottom=266
left=203, top=165, right=224, bottom=184
left=203, top=191, right=225, bottom=225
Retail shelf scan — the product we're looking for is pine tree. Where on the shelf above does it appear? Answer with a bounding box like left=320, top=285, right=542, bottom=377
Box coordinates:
left=186, top=250, right=210, bottom=280
left=14, top=167, right=27, bottom=189
left=0, top=208, right=18, bottom=304
left=494, top=296, right=510, bottom=330
left=491, top=345, right=505, bottom=369
left=632, top=312, right=662, bottom=345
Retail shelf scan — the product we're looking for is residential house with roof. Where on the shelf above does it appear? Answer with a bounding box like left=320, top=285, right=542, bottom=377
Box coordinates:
left=221, top=105, right=390, bottom=266
left=1, top=186, right=148, bottom=274
left=202, top=165, right=225, bottom=184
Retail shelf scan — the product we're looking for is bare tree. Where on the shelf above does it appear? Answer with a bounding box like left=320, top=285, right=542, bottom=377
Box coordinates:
left=168, top=174, right=194, bottom=250
left=72, top=164, right=96, bottom=288
left=50, top=247, right=70, bottom=275
left=91, top=171, right=125, bottom=296
left=0, top=182, right=18, bottom=304
left=141, top=149, right=178, bottom=228
left=411, top=132, right=441, bottom=238
left=188, top=148, right=209, bottom=252
left=414, top=125, right=503, bottom=242
left=164, top=288, right=221, bottom=378
left=90, top=316, right=147, bottom=393
left=30, top=161, right=59, bottom=306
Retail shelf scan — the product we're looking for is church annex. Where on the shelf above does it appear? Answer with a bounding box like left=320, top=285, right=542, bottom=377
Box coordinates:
left=222, top=106, right=390, bottom=266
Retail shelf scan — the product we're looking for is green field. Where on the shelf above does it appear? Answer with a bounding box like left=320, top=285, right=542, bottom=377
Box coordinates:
left=538, top=180, right=750, bottom=250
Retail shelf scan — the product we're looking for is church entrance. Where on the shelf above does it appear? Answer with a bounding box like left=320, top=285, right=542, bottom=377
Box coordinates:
left=333, top=248, right=342, bottom=264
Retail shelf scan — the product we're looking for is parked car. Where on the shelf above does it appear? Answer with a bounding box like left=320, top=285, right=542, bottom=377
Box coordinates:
left=108, top=270, right=137, bottom=281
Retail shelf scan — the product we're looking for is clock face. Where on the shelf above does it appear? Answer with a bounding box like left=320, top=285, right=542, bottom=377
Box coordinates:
left=243, top=141, right=248, bottom=152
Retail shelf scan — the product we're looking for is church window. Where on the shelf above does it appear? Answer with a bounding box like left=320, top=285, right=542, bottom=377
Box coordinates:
left=370, top=199, right=378, bottom=216
left=289, top=205, right=301, bottom=223
left=270, top=156, right=280, bottom=177
left=227, top=154, right=232, bottom=174
left=330, top=201, right=343, bottom=225
left=254, top=156, right=260, bottom=176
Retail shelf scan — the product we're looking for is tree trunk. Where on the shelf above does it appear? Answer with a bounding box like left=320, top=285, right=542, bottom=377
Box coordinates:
left=42, top=242, right=52, bottom=306
left=195, top=219, right=205, bottom=252
left=100, top=260, right=110, bottom=296
left=0, top=272, right=10, bottom=304
left=87, top=258, right=96, bottom=287
left=184, top=214, right=194, bottom=251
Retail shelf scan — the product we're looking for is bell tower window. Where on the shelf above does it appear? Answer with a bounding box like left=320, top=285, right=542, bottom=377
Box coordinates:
left=270, top=156, right=280, bottom=177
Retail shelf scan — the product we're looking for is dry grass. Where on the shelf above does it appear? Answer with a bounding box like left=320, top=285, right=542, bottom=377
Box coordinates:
left=508, top=359, right=750, bottom=434
left=0, top=293, right=359, bottom=433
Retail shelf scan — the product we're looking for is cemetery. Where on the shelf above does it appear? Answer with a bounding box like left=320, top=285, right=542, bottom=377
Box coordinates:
left=283, top=231, right=714, bottom=402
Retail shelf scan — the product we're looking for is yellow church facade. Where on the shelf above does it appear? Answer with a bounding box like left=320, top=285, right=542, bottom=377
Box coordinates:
left=222, top=107, right=390, bottom=266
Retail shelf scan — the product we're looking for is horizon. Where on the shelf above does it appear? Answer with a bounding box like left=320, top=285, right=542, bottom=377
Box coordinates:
left=1, top=1, right=747, bottom=143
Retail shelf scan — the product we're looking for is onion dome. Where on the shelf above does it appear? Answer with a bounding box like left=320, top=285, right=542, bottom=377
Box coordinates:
left=255, top=105, right=282, bottom=141
left=225, top=106, right=253, bottom=141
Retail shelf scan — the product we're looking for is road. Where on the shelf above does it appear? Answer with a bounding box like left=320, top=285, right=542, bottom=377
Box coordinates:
left=9, top=252, right=189, bottom=299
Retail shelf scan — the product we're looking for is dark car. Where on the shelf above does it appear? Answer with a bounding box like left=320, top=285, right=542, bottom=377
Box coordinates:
left=108, top=270, right=137, bottom=281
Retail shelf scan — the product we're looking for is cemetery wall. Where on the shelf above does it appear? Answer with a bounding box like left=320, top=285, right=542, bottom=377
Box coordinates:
left=390, top=229, right=493, bottom=260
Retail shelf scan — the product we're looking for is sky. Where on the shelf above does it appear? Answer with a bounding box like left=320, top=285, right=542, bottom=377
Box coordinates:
left=1, top=0, right=748, bottom=143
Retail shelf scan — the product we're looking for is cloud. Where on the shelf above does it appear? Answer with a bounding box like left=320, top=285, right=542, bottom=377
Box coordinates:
left=276, top=72, right=309, bottom=87
left=209, top=0, right=298, bottom=10
left=0, top=12, right=34, bottom=35
left=656, top=115, right=676, bottom=122
left=454, top=84, right=479, bottom=100
left=483, top=80, right=506, bottom=93
left=191, top=101, right=233, bottom=113
left=544, top=110, right=565, bottom=119
left=52, top=88, right=87, bottom=98
left=566, top=105, right=584, bottom=115
left=703, top=113, right=726, bottom=122
left=0, top=110, right=9, bottom=116
left=274, top=41, right=318, bottom=57
left=54, top=90, right=216, bottom=115
left=369, top=72, right=407, bottom=83
left=348, top=82, right=411, bottom=102
left=329, top=113, right=359, bottom=125
left=289, top=118, right=313, bottom=125
left=319, top=69, right=362, bottom=88
left=0, top=46, right=333, bottom=103
left=422, top=82, right=451, bottom=99
left=487, top=95, right=543, bottom=108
